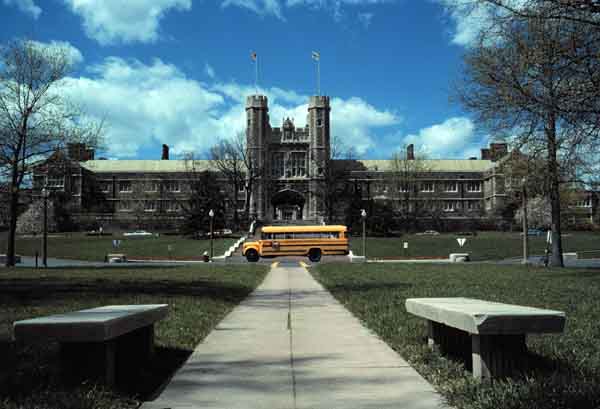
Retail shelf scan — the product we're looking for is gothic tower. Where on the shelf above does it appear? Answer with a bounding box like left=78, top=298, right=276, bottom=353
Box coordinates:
left=308, top=96, right=331, bottom=220
left=246, top=95, right=269, bottom=220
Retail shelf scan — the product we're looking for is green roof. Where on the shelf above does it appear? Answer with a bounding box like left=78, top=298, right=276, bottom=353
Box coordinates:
left=81, top=160, right=216, bottom=173
left=357, top=159, right=494, bottom=172
left=79, top=158, right=494, bottom=174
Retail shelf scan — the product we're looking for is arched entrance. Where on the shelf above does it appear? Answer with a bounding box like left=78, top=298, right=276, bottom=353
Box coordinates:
left=271, top=189, right=305, bottom=221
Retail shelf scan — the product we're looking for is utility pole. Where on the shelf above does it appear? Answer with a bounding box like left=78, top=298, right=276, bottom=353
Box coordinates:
left=522, top=178, right=529, bottom=264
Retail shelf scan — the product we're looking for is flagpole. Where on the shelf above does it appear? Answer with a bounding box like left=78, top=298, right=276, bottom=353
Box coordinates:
left=255, top=55, right=258, bottom=95
left=317, top=58, right=320, bottom=96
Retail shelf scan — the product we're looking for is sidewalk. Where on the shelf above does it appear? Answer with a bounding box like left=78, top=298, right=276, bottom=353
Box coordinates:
left=143, top=264, right=446, bottom=409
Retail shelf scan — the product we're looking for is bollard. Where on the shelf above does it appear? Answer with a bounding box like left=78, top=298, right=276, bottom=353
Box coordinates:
left=35, top=251, right=38, bottom=268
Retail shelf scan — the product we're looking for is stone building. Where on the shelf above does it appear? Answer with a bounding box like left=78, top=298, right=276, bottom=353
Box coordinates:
left=28, top=94, right=599, bottom=230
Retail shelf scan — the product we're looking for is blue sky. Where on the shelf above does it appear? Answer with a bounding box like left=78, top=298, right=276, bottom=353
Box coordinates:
left=1, top=0, right=494, bottom=160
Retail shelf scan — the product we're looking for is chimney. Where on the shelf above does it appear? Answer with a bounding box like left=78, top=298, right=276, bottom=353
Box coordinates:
left=407, top=144, right=415, bottom=160
left=161, top=144, right=169, bottom=160
left=481, top=148, right=491, bottom=160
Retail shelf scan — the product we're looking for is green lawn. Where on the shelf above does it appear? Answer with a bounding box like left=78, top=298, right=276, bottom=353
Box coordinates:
left=313, top=263, right=600, bottom=409
left=349, top=231, right=600, bottom=260
left=0, top=233, right=238, bottom=261
left=0, top=264, right=268, bottom=408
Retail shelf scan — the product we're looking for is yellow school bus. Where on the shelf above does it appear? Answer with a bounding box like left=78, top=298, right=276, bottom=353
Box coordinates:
left=242, top=225, right=349, bottom=262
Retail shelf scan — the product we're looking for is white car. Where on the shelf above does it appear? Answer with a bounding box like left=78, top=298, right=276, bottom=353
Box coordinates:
left=123, top=230, right=153, bottom=237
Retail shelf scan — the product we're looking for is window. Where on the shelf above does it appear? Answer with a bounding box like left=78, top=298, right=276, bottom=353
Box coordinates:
left=443, top=201, right=457, bottom=212
left=99, top=181, right=110, bottom=193
left=46, top=176, right=64, bottom=188
left=397, top=184, right=409, bottom=193
left=466, top=181, right=482, bottom=192
left=290, top=152, right=306, bottom=177
left=575, top=197, right=592, bottom=207
left=272, top=152, right=285, bottom=177
left=238, top=185, right=245, bottom=192
left=165, top=201, right=179, bottom=212
left=165, top=181, right=180, bottom=192
left=444, top=182, right=458, bottom=192
left=119, top=181, right=132, bottom=192
left=317, top=118, right=323, bottom=127
left=466, top=201, right=481, bottom=210
left=119, top=201, right=131, bottom=212
left=146, top=181, right=159, bottom=192
left=421, top=182, right=434, bottom=192
left=144, top=201, right=157, bottom=212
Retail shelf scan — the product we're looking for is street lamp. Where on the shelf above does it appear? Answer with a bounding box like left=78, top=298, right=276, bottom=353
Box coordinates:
left=360, top=209, right=367, bottom=261
left=521, top=177, right=529, bottom=264
left=41, top=187, right=49, bottom=268
left=209, top=209, right=214, bottom=261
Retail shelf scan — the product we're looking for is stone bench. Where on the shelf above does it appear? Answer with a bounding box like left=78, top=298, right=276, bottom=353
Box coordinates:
left=405, top=297, right=565, bottom=379
left=13, top=304, right=168, bottom=386
left=105, top=253, right=127, bottom=263
left=449, top=253, right=469, bottom=262
left=0, top=254, right=21, bottom=264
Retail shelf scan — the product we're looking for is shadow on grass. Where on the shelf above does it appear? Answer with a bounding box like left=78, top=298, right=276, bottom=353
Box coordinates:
left=0, top=339, right=192, bottom=403
left=327, top=281, right=413, bottom=294
left=0, top=278, right=253, bottom=307
left=0, top=273, right=261, bottom=406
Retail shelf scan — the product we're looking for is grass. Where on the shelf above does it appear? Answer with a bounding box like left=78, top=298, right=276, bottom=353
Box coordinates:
left=0, top=264, right=269, bottom=408
left=312, top=262, right=600, bottom=409
left=349, top=231, right=600, bottom=260
left=0, top=233, right=238, bottom=261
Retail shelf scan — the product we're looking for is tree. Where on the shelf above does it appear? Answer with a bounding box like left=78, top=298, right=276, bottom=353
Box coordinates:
left=209, top=134, right=246, bottom=230
left=179, top=158, right=227, bottom=235
left=455, top=10, right=600, bottom=266
left=313, top=134, right=355, bottom=224
left=0, top=39, right=103, bottom=266
left=388, top=145, right=431, bottom=230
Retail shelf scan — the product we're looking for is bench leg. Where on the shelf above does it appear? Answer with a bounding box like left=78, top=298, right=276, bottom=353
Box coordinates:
left=60, top=340, right=116, bottom=386
left=471, top=334, right=527, bottom=379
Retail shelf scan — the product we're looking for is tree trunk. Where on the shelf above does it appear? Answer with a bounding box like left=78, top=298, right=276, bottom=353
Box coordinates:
left=232, top=181, right=239, bottom=231
left=6, top=181, right=19, bottom=267
left=546, top=113, right=564, bottom=267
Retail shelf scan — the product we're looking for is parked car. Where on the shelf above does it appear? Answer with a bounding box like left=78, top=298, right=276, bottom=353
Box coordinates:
left=520, top=229, right=544, bottom=236
left=416, top=230, right=440, bottom=236
left=123, top=230, right=153, bottom=237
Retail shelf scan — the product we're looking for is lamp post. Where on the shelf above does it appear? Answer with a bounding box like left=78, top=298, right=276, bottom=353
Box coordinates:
left=41, top=187, right=49, bottom=268
left=521, top=178, right=529, bottom=264
left=209, top=209, right=214, bottom=261
left=360, top=209, right=367, bottom=261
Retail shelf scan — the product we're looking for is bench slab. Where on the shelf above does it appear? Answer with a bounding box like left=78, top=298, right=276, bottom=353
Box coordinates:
left=405, top=297, right=565, bottom=335
left=13, top=304, right=168, bottom=343
left=13, top=304, right=167, bottom=386
left=406, top=298, right=566, bottom=379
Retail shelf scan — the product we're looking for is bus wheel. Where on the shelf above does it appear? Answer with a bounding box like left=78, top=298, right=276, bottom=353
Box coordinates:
left=308, top=248, right=322, bottom=263
left=246, top=249, right=259, bottom=262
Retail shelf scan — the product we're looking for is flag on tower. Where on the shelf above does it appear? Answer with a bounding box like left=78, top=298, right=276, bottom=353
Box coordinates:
left=312, top=51, right=320, bottom=61
left=251, top=52, right=257, bottom=61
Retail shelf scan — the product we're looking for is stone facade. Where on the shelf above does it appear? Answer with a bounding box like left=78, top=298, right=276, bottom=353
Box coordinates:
left=246, top=95, right=330, bottom=222
left=27, top=94, right=599, bottom=230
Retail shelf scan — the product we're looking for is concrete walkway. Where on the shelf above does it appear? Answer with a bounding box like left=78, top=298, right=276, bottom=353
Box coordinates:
left=143, top=263, right=446, bottom=409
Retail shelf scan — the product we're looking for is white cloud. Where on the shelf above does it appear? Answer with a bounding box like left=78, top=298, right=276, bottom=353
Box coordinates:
left=204, top=63, right=215, bottom=79
left=358, top=12, right=374, bottom=28
left=221, top=0, right=284, bottom=19
left=222, top=0, right=388, bottom=20
left=30, top=40, right=84, bottom=66
left=61, top=56, right=397, bottom=158
left=3, top=0, right=41, bottom=19
left=403, top=117, right=481, bottom=159
left=62, top=0, right=192, bottom=45
left=437, top=0, right=527, bottom=47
